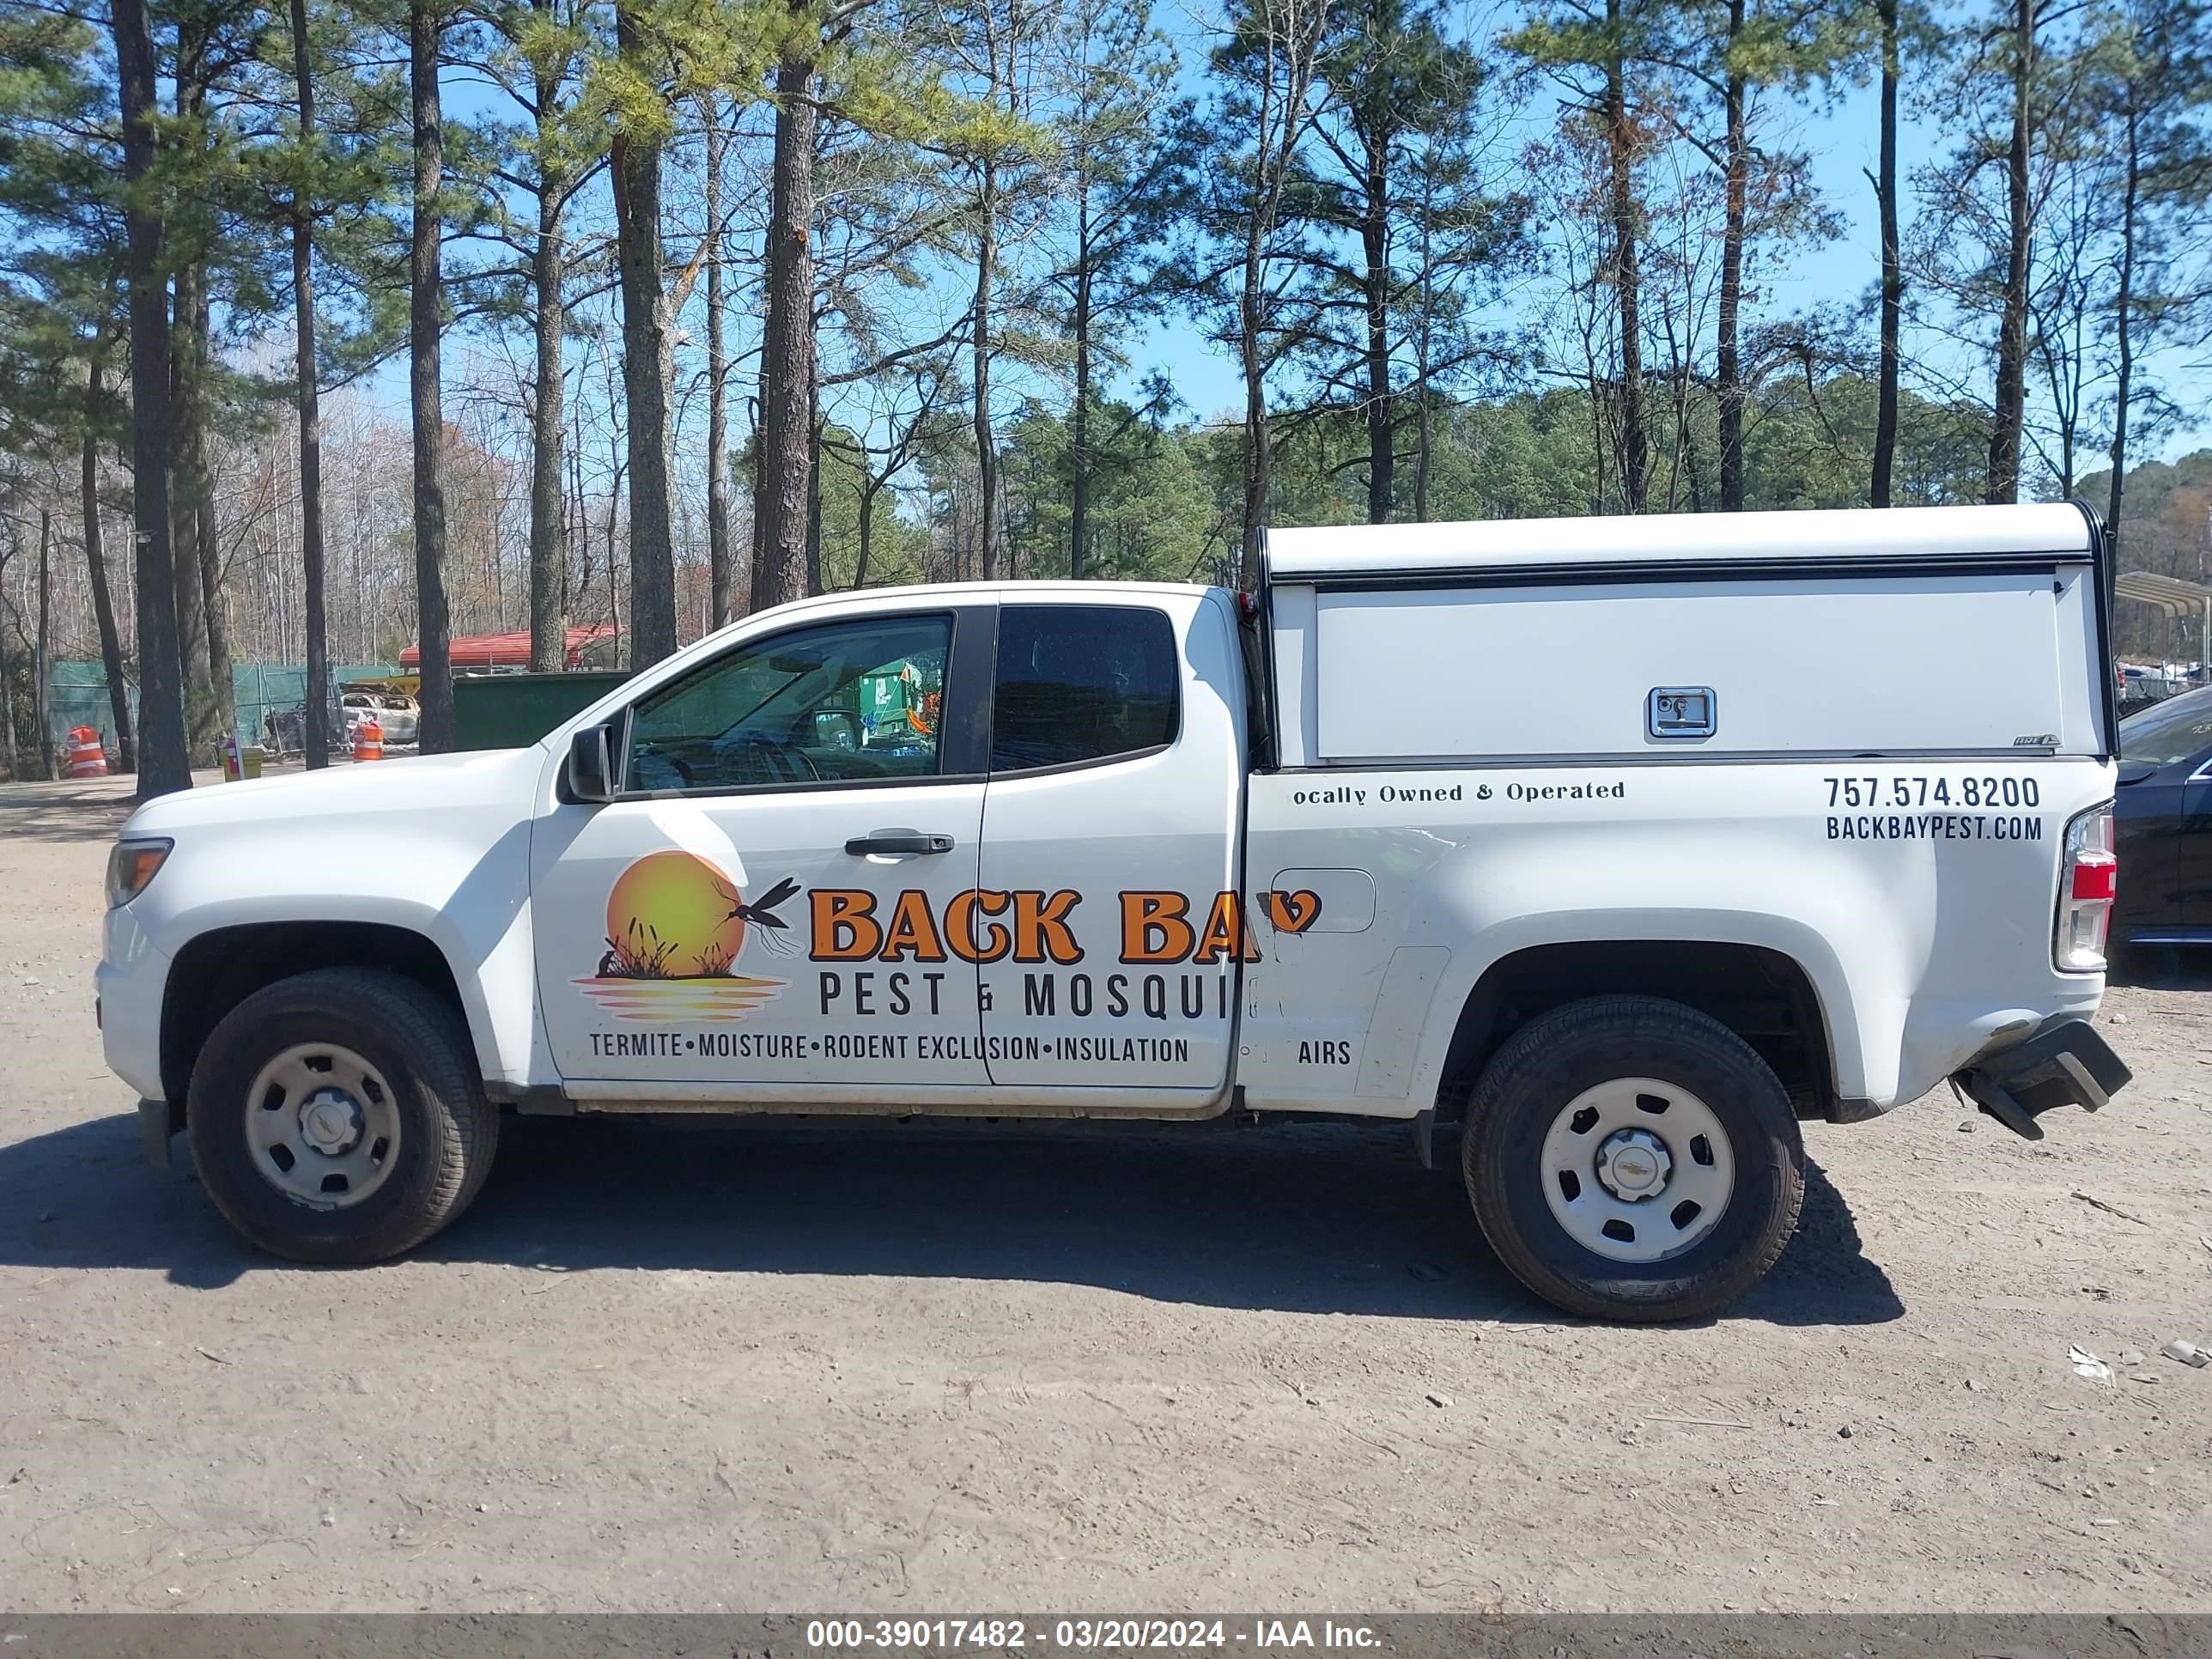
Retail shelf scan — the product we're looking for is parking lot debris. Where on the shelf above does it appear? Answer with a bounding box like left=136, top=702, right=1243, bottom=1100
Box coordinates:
left=2069, top=1346, right=2115, bottom=1384
left=1425, top=1392, right=1453, bottom=1408
left=2118, top=1349, right=2146, bottom=1365
left=2159, top=1339, right=2209, bottom=1367
left=2070, top=1191, right=2150, bottom=1226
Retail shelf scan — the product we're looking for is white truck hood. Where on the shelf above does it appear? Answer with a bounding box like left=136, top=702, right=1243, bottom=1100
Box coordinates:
left=122, top=745, right=550, bottom=837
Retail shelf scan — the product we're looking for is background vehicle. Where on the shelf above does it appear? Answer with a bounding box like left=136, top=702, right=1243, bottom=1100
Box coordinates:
left=2118, top=665, right=2181, bottom=717
left=99, top=503, right=2130, bottom=1322
left=2111, top=683, right=2212, bottom=950
left=259, top=688, right=346, bottom=759
left=343, top=691, right=420, bottom=745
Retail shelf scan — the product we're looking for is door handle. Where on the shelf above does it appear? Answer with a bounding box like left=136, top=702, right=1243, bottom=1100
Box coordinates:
left=845, top=829, right=955, bottom=856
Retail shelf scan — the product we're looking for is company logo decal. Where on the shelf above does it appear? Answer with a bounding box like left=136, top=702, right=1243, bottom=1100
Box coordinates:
left=577, top=850, right=802, bottom=1021
left=1258, top=889, right=1322, bottom=933
left=578, top=859, right=1346, bottom=1037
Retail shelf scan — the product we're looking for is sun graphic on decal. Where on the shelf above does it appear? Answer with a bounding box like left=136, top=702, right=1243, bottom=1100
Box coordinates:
left=577, top=850, right=801, bottom=1021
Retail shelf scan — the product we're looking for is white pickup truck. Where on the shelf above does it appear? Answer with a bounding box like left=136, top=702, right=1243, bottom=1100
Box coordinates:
left=98, top=503, right=2132, bottom=1320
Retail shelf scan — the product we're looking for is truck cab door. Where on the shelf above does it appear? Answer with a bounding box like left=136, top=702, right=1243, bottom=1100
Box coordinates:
left=975, top=592, right=1245, bottom=1099
left=532, top=604, right=995, bottom=1093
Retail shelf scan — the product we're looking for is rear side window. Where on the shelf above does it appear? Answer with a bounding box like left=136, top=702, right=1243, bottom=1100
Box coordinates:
left=991, top=605, right=1180, bottom=772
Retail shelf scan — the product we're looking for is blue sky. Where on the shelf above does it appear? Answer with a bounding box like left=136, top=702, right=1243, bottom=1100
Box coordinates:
left=394, top=11, right=2209, bottom=490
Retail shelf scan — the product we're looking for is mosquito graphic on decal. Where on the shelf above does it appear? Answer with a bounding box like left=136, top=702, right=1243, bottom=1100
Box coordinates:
left=578, top=850, right=804, bottom=1021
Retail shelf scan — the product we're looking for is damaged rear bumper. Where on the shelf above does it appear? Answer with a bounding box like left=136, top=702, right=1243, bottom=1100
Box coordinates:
left=1951, top=1017, right=2131, bottom=1140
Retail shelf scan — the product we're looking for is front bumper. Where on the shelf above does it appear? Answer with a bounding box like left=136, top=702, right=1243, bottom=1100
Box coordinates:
left=1952, top=1017, right=2132, bottom=1139
left=96, top=903, right=173, bottom=1103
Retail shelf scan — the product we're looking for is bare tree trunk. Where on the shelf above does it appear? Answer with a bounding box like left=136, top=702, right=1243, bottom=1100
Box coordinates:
left=170, top=261, right=216, bottom=757
left=1237, top=36, right=1282, bottom=590
left=1071, top=186, right=1091, bottom=580
left=1238, top=233, right=1270, bottom=587
left=702, top=94, right=735, bottom=627
left=411, top=0, right=455, bottom=752
left=528, top=88, right=569, bottom=671
left=191, top=282, right=235, bottom=741
left=35, top=509, right=54, bottom=780
left=2106, top=100, right=2141, bottom=563
left=113, top=0, right=189, bottom=797
left=1361, top=126, right=1392, bottom=524
left=973, top=158, right=1001, bottom=580
left=0, top=625, right=16, bottom=781
left=610, top=0, right=677, bottom=665
left=752, top=50, right=817, bottom=612
left=856, top=477, right=878, bottom=588
left=1603, top=0, right=1647, bottom=514
left=1716, top=0, right=1747, bottom=512
left=292, top=0, right=332, bottom=763
left=1870, top=0, right=1901, bottom=507
left=1413, top=170, right=1435, bottom=525
left=599, top=335, right=627, bottom=657
left=1988, top=0, right=2033, bottom=504
left=806, top=369, right=824, bottom=594
left=82, top=353, right=135, bottom=772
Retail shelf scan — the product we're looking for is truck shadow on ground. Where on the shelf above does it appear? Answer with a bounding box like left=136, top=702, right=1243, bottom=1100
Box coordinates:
left=0, top=1111, right=1901, bottom=1325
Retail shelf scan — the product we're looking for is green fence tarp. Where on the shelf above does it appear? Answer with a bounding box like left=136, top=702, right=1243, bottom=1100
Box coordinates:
left=46, top=661, right=397, bottom=751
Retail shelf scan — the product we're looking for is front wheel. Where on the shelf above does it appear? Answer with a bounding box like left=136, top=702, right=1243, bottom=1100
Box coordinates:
left=187, top=968, right=499, bottom=1264
left=1461, top=995, right=1804, bottom=1322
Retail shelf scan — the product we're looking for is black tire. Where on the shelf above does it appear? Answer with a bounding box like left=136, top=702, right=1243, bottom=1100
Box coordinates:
left=187, top=968, right=499, bottom=1264
left=1461, top=994, right=1804, bottom=1322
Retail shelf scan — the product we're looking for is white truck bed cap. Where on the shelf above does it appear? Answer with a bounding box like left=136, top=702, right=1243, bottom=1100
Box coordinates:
left=1264, top=502, right=2096, bottom=580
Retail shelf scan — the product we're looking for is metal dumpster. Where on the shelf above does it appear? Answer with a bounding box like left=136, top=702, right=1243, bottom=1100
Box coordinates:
left=452, top=671, right=632, bottom=751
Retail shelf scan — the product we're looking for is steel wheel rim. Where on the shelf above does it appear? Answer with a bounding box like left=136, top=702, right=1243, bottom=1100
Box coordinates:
left=1539, top=1076, right=1736, bottom=1263
left=242, top=1042, right=402, bottom=1211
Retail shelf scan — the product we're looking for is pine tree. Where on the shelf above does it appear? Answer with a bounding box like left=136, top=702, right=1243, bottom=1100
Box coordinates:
left=411, top=0, right=456, bottom=750
left=460, top=0, right=607, bottom=663
left=1292, top=0, right=1516, bottom=522
left=115, top=0, right=193, bottom=794
left=1052, top=0, right=1182, bottom=577
left=1190, top=0, right=1328, bottom=582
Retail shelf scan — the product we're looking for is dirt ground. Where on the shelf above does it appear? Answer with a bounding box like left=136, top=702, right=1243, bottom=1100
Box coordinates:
left=0, top=772, right=2207, bottom=1616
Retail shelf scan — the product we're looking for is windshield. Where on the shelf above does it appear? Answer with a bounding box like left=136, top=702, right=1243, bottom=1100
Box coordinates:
left=2119, top=683, right=2212, bottom=767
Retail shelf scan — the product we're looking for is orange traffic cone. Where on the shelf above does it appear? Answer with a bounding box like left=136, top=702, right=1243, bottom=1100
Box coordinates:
left=64, top=726, right=107, bottom=778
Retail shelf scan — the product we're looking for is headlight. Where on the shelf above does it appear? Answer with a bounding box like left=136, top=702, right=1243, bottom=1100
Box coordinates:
left=106, top=839, right=173, bottom=908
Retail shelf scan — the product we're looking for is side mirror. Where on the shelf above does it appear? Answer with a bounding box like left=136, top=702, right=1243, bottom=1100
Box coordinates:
left=568, top=721, right=618, bottom=803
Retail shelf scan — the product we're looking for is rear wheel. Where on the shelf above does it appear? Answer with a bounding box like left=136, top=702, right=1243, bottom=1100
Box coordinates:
left=187, top=968, right=498, bottom=1264
left=1461, top=995, right=1804, bottom=1322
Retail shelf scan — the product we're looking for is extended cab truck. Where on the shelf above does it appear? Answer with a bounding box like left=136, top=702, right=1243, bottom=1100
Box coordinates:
left=98, top=503, right=2133, bottom=1322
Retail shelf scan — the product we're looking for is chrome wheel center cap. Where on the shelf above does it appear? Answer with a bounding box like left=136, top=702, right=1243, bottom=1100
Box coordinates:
left=1595, top=1127, right=1672, bottom=1200
left=300, top=1089, right=365, bottom=1157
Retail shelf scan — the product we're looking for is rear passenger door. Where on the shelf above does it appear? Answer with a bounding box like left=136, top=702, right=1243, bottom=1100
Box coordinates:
left=976, top=593, right=1245, bottom=1097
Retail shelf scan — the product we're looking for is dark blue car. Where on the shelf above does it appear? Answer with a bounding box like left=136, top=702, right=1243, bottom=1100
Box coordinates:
left=2113, top=684, right=2212, bottom=949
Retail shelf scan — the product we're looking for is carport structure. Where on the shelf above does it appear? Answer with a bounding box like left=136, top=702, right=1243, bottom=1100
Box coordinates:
left=2114, top=570, right=2212, bottom=676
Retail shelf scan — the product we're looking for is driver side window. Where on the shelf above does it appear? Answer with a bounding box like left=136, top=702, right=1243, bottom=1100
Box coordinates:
left=624, top=613, right=951, bottom=793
